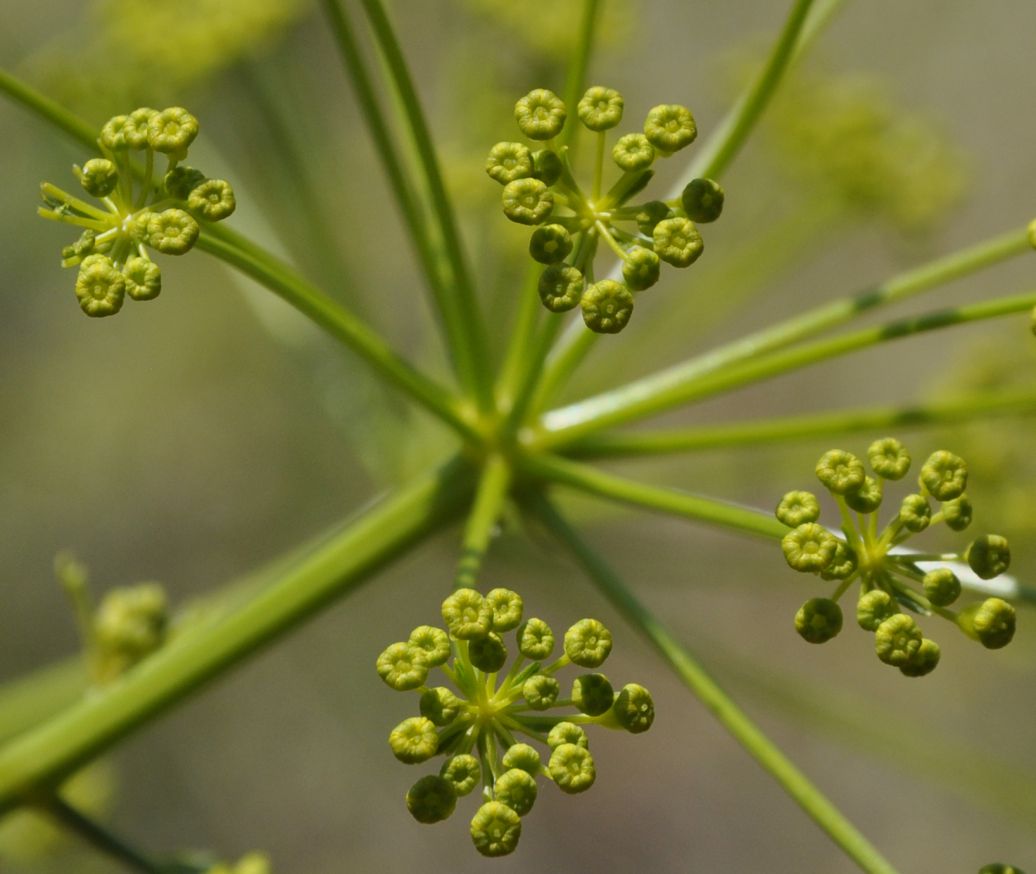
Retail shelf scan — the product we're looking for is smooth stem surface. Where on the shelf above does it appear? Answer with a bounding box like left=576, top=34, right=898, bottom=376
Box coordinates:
left=570, top=389, right=1036, bottom=457
left=0, top=67, right=97, bottom=149
left=0, top=459, right=473, bottom=815
left=534, top=496, right=901, bottom=874
left=521, top=453, right=786, bottom=540
left=359, top=0, right=493, bottom=411
left=194, top=231, right=476, bottom=442
left=560, top=0, right=601, bottom=151
left=538, top=228, right=1036, bottom=447
left=43, top=796, right=160, bottom=874
left=455, top=454, right=512, bottom=589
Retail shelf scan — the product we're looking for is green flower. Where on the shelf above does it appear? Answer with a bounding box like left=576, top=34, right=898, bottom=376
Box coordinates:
left=874, top=614, right=922, bottom=667
left=815, top=449, right=866, bottom=495
left=187, top=179, right=236, bottom=221
left=147, top=106, right=199, bottom=154
left=581, top=279, right=634, bottom=334
left=867, top=437, right=911, bottom=480
left=612, top=133, right=655, bottom=171
left=376, top=642, right=427, bottom=691
left=517, top=617, right=554, bottom=659
left=146, top=209, right=200, bottom=255
left=680, top=178, right=724, bottom=223
left=514, top=89, right=567, bottom=140
left=775, top=490, right=821, bottom=527
left=643, top=104, right=697, bottom=152
left=622, top=246, right=661, bottom=291
left=74, top=254, right=125, bottom=318
left=501, top=178, right=554, bottom=225
left=408, top=625, right=451, bottom=666
left=780, top=523, right=837, bottom=573
left=441, top=588, right=492, bottom=639
left=538, top=265, right=584, bottom=312
left=501, top=743, right=541, bottom=774
left=470, top=801, right=521, bottom=857
left=493, top=768, right=537, bottom=816
left=652, top=217, right=703, bottom=267
left=919, top=450, right=968, bottom=501
left=563, top=618, right=613, bottom=667
left=406, top=775, right=456, bottom=824
left=794, top=598, right=843, bottom=644
left=528, top=225, right=573, bottom=265
left=123, top=257, right=162, bottom=302
left=611, top=683, right=655, bottom=733
left=965, top=534, right=1011, bottom=579
left=388, top=717, right=439, bottom=764
left=485, top=141, right=534, bottom=184
left=548, top=744, right=596, bottom=793
left=577, top=86, right=624, bottom=131
left=546, top=721, right=588, bottom=750
left=922, top=568, right=960, bottom=607
left=856, top=590, right=896, bottom=632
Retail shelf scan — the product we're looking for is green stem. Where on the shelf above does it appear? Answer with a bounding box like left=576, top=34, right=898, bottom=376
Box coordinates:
left=194, top=229, right=477, bottom=442
left=0, top=458, right=473, bottom=814
left=568, top=390, right=1036, bottom=457
left=536, top=286, right=1036, bottom=449
left=42, top=795, right=162, bottom=874
left=520, top=453, right=785, bottom=540
left=559, top=0, right=601, bottom=150
left=0, top=67, right=97, bottom=149
left=455, top=453, right=512, bottom=590
left=358, top=0, right=493, bottom=411
left=495, top=264, right=543, bottom=415
left=533, top=495, right=901, bottom=874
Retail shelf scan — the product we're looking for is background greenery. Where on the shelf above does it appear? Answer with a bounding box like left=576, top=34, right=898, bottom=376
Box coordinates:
left=1, top=1, right=1034, bottom=871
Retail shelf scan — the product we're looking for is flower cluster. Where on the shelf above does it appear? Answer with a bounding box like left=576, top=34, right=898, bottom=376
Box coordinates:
left=38, top=107, right=235, bottom=317
left=486, top=87, right=722, bottom=333
left=376, top=587, right=654, bottom=856
left=777, top=439, right=1015, bottom=676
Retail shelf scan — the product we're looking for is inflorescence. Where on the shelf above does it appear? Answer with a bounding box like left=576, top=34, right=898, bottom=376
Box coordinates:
left=376, top=587, right=654, bottom=856
left=38, top=107, right=235, bottom=317
left=777, top=439, right=1015, bottom=676
left=487, top=87, right=722, bottom=334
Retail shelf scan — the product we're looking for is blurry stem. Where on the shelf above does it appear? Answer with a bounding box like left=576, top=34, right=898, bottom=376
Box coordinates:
left=560, top=0, right=601, bottom=151
left=42, top=795, right=161, bottom=873
left=0, top=67, right=97, bottom=148
left=532, top=495, right=901, bottom=874
left=496, top=264, right=544, bottom=414
left=455, top=454, right=511, bottom=589
left=568, top=390, right=1036, bottom=457
left=194, top=230, right=476, bottom=442
left=0, top=457, right=473, bottom=815
left=521, top=453, right=786, bottom=540
left=359, top=0, right=494, bottom=411
left=535, top=228, right=1035, bottom=447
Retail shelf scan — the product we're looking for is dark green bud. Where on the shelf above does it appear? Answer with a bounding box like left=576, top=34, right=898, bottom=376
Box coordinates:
left=844, top=476, right=882, bottom=513
left=581, top=279, right=634, bottom=334
left=529, top=224, right=573, bottom=264
left=941, top=494, right=973, bottom=531
left=680, top=178, right=724, bottom=223
left=622, top=246, right=660, bottom=291
left=468, top=631, right=507, bottom=672
left=922, top=568, right=961, bottom=607
left=819, top=540, right=858, bottom=581
left=899, top=494, right=932, bottom=533
left=979, top=864, right=1027, bottom=874
left=532, top=148, right=562, bottom=185
left=406, top=775, right=456, bottom=824
left=965, top=534, right=1011, bottom=579
left=538, top=264, right=584, bottom=312
left=636, top=200, right=670, bottom=236
left=572, top=673, right=614, bottom=716
left=611, top=683, right=654, bottom=733
left=899, top=638, right=941, bottom=677
left=794, top=597, right=843, bottom=644
left=164, top=165, right=206, bottom=200
left=959, top=597, right=1016, bottom=649
left=420, top=686, right=462, bottom=725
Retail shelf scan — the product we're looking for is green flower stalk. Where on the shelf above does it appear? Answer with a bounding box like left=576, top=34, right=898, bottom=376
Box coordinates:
left=776, top=439, right=1017, bottom=676
left=486, top=86, right=723, bottom=333
left=376, top=587, right=653, bottom=856
left=38, top=107, right=235, bottom=317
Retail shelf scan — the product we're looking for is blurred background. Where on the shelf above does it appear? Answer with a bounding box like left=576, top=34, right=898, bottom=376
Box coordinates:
left=1, top=1, right=1035, bottom=871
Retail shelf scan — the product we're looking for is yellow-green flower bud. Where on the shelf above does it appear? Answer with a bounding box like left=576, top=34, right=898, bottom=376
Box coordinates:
left=388, top=716, right=438, bottom=764
left=867, top=437, right=911, bottom=480
left=468, top=631, right=507, bottom=673
left=622, top=246, right=660, bottom=291
left=485, top=587, right=523, bottom=632
left=501, top=743, right=541, bottom=774
left=187, top=179, right=236, bottom=221
left=874, top=614, right=922, bottom=667
left=899, top=638, right=940, bottom=678
left=844, top=475, right=882, bottom=514
left=781, top=523, right=838, bottom=573
left=75, top=254, right=125, bottom=318
left=941, top=495, right=973, bottom=532
left=922, top=568, right=961, bottom=607
left=123, top=256, right=161, bottom=301
left=376, top=642, right=428, bottom=691
left=547, top=721, right=588, bottom=750
left=643, top=104, right=697, bottom=153
left=522, top=674, right=560, bottom=710
left=147, top=209, right=199, bottom=255
left=816, top=449, right=866, bottom=495
left=548, top=743, right=596, bottom=794
left=856, top=589, right=896, bottom=632
left=819, top=540, right=858, bottom=582
left=538, top=264, right=584, bottom=312
left=148, top=106, right=200, bottom=154
left=794, top=597, right=843, bottom=644
left=419, top=687, right=462, bottom=726
left=899, top=493, right=932, bottom=533
left=502, top=177, right=554, bottom=225
left=441, top=753, right=481, bottom=796
left=406, top=774, right=456, bottom=824
left=485, top=141, right=534, bottom=185
left=517, top=617, right=554, bottom=659
left=775, top=490, right=821, bottom=527
left=514, top=89, right=566, bottom=140
left=470, top=801, right=521, bottom=857
left=531, top=148, right=562, bottom=186
left=959, top=597, right=1016, bottom=649
left=564, top=618, right=612, bottom=667
left=680, top=178, right=724, bottom=223
left=919, top=450, right=967, bottom=501
left=965, top=534, right=1011, bottom=579
left=441, top=588, right=492, bottom=640
left=612, top=133, right=655, bottom=171
left=581, top=279, right=633, bottom=334
left=493, top=768, right=537, bottom=816
left=577, top=86, right=623, bottom=131
left=408, top=625, right=451, bottom=666
left=611, top=683, right=654, bottom=733
left=652, top=216, right=703, bottom=267
left=123, top=107, right=158, bottom=150
left=529, top=224, right=573, bottom=265
left=79, top=158, right=119, bottom=198
left=572, top=673, right=614, bottom=716
left=636, top=200, right=670, bottom=236
left=99, top=114, right=132, bottom=150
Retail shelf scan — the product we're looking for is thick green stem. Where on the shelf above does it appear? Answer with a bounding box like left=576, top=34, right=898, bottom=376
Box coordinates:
left=455, top=454, right=512, bottom=589
left=569, top=390, right=1036, bottom=457
left=358, top=0, right=493, bottom=411
left=533, top=495, right=901, bottom=874
left=194, top=230, right=477, bottom=442
left=0, top=459, right=473, bottom=814
left=521, top=453, right=785, bottom=540
left=536, top=284, right=1036, bottom=449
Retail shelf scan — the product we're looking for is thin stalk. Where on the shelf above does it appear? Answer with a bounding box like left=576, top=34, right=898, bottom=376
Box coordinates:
left=559, top=0, right=601, bottom=150
left=358, top=0, right=493, bottom=411
left=42, top=796, right=161, bottom=874
left=536, top=287, right=1036, bottom=449
left=495, top=264, right=543, bottom=414
left=568, top=390, right=1036, bottom=458
left=520, top=453, right=785, bottom=540
left=194, top=230, right=477, bottom=442
left=0, top=67, right=97, bottom=149
left=533, top=495, right=901, bottom=874
left=0, top=458, right=473, bottom=814
left=455, top=454, right=512, bottom=589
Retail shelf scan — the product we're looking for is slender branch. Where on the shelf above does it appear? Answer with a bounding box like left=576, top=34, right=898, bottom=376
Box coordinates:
left=42, top=795, right=162, bottom=874
left=0, top=458, right=474, bottom=814
left=536, top=284, right=1036, bottom=449
left=531, top=495, right=901, bottom=874
left=569, top=390, right=1036, bottom=458
left=520, top=453, right=786, bottom=540
left=194, top=230, right=477, bottom=442
left=455, top=453, right=512, bottom=589
left=358, top=0, right=494, bottom=411
left=559, top=0, right=601, bottom=150
left=0, top=67, right=97, bottom=149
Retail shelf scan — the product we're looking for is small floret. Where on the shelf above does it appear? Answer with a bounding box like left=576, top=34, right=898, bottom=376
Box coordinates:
left=514, top=89, right=566, bottom=140
left=485, top=141, right=534, bottom=184
left=408, top=625, right=451, bottom=666
left=572, top=673, right=614, bottom=716
left=612, top=133, right=655, bottom=171
left=147, top=209, right=200, bottom=255
left=794, top=597, right=843, bottom=644
left=531, top=149, right=562, bottom=185
left=965, top=534, right=1011, bottom=579
left=406, top=775, right=456, bottom=823
left=818, top=540, right=858, bottom=581
left=867, top=437, right=911, bottom=480
left=376, top=642, right=428, bottom=691
left=941, top=495, right=973, bottom=532
left=844, top=475, right=882, bottom=513
left=388, top=716, right=439, bottom=764
left=99, top=114, right=131, bottom=151
left=441, top=588, right=492, bottom=640
left=548, top=744, right=596, bottom=793
left=643, top=104, right=697, bottom=152
left=188, top=179, right=236, bottom=221
left=680, top=178, right=724, bottom=223
left=547, top=721, right=588, bottom=750
left=781, top=523, right=837, bottom=573
left=441, top=754, right=481, bottom=796
left=919, top=450, right=968, bottom=501
left=577, top=86, right=624, bottom=131
left=899, top=638, right=941, bottom=678
left=501, top=743, right=541, bottom=774
left=581, top=279, right=633, bottom=334
left=420, top=687, right=462, bottom=725
left=147, top=106, right=200, bottom=154
left=965, top=597, right=1016, bottom=649
left=874, top=614, right=922, bottom=667
left=611, top=683, right=654, bottom=733
left=164, top=166, right=206, bottom=200
left=74, top=254, right=125, bottom=318
left=922, top=568, right=960, bottom=607
left=516, top=617, right=554, bottom=659
left=501, top=178, right=554, bottom=225
left=468, top=631, right=507, bottom=673
left=622, top=246, right=660, bottom=291
left=856, top=589, right=896, bottom=632
left=123, top=107, right=158, bottom=150
left=522, top=674, right=560, bottom=710
left=529, top=224, right=573, bottom=265
left=470, top=801, right=521, bottom=857
left=538, top=265, right=584, bottom=312
left=123, top=257, right=162, bottom=301
left=815, top=449, right=865, bottom=495
left=898, top=493, right=931, bottom=532
left=79, top=158, right=119, bottom=198
left=493, top=767, right=537, bottom=816
left=563, top=618, right=613, bottom=667
left=652, top=217, right=703, bottom=267
left=775, top=490, right=821, bottom=527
